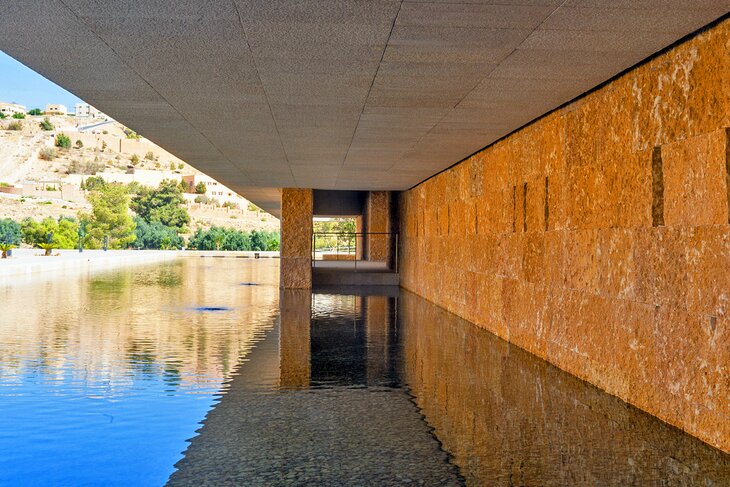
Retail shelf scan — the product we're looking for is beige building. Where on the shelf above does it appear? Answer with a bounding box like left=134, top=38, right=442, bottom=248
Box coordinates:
left=75, top=103, right=107, bottom=119
left=181, top=174, right=248, bottom=206
left=44, top=104, right=67, bottom=115
left=0, top=102, right=26, bottom=116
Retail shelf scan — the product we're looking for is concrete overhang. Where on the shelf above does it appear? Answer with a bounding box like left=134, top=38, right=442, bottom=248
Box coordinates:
left=1, top=1, right=727, bottom=216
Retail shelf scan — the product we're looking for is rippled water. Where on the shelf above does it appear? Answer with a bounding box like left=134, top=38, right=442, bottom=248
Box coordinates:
left=0, top=258, right=727, bottom=486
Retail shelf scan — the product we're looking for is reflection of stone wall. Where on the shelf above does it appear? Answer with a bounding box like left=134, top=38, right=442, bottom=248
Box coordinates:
left=281, top=188, right=313, bottom=288
left=399, top=20, right=729, bottom=452
left=399, top=291, right=730, bottom=485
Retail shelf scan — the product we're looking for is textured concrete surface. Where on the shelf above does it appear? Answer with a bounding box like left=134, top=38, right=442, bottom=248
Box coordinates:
left=280, top=188, right=313, bottom=289
left=399, top=19, right=730, bottom=452
left=0, top=3, right=727, bottom=214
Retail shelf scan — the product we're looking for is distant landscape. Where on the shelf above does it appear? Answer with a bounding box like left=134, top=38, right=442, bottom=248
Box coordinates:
left=0, top=105, right=279, bottom=253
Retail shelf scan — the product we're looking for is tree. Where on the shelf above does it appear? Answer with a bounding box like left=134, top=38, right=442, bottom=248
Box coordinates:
left=130, top=179, right=190, bottom=232
left=195, top=182, right=207, bottom=194
left=249, top=230, right=266, bottom=251
left=20, top=217, right=79, bottom=249
left=0, top=218, right=21, bottom=247
left=39, top=117, right=54, bottom=130
left=133, top=217, right=183, bottom=250
left=55, top=133, right=71, bottom=148
left=83, top=176, right=107, bottom=191
left=0, top=113, right=5, bottom=119
left=28, top=108, right=42, bottom=116
left=82, top=184, right=136, bottom=249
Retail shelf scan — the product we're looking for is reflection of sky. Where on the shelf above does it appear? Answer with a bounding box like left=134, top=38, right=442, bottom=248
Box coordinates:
left=0, top=368, right=220, bottom=486
left=0, top=259, right=279, bottom=486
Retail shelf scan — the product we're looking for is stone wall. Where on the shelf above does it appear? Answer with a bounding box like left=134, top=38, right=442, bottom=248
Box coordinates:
left=398, top=20, right=729, bottom=452
left=280, top=188, right=313, bottom=289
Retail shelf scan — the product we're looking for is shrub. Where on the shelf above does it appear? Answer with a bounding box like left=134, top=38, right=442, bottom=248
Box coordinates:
left=55, top=133, right=71, bottom=148
left=68, top=159, right=103, bottom=175
left=7, top=121, right=22, bottom=131
left=194, top=182, right=207, bottom=194
left=124, top=129, right=140, bottom=140
left=0, top=113, right=5, bottom=119
left=222, top=201, right=239, bottom=210
left=11, top=113, right=25, bottom=119
left=169, top=161, right=176, bottom=171
left=101, top=141, right=107, bottom=151
left=0, top=218, right=22, bottom=246
left=39, top=147, right=57, bottom=161
left=130, top=154, right=140, bottom=165
left=178, top=163, right=184, bottom=170
left=144, top=151, right=155, bottom=160
left=247, top=202, right=260, bottom=212
left=39, top=117, right=54, bottom=131
left=75, top=139, right=83, bottom=149
left=28, top=108, right=42, bottom=116
left=194, top=194, right=210, bottom=204
left=102, top=130, right=108, bottom=135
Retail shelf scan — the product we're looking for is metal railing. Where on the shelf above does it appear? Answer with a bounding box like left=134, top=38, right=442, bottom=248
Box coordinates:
left=311, top=232, right=399, bottom=273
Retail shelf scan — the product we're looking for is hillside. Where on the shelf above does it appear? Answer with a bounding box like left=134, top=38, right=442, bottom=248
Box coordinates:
left=0, top=114, right=278, bottom=234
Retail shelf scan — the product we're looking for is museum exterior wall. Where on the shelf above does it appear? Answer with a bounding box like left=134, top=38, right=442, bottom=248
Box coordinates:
left=398, top=19, right=729, bottom=452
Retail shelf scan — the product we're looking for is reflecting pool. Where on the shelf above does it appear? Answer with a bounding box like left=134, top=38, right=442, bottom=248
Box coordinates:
left=0, top=258, right=727, bottom=486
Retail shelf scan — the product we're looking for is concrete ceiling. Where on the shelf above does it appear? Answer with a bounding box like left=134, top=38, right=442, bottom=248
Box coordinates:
left=1, top=1, right=727, bottom=216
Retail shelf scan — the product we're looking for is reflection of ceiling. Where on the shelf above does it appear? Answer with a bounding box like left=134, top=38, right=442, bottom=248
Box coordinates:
left=1, top=2, right=727, bottom=216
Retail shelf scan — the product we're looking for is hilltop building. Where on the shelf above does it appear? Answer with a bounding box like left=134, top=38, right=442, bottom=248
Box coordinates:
left=181, top=174, right=248, bottom=207
left=0, top=101, right=26, bottom=116
left=75, top=103, right=107, bottom=120
left=44, top=104, right=67, bottom=115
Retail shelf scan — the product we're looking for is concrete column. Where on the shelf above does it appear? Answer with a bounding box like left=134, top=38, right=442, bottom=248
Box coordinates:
left=355, top=215, right=364, bottom=260
left=366, top=191, right=390, bottom=262
left=280, top=188, right=313, bottom=289
left=279, top=289, right=311, bottom=389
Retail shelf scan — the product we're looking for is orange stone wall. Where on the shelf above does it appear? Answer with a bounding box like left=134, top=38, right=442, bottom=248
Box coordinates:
left=280, top=188, right=313, bottom=289
left=398, top=20, right=729, bottom=452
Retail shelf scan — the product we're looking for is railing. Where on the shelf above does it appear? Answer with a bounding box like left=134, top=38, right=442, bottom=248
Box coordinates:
left=311, top=232, right=399, bottom=273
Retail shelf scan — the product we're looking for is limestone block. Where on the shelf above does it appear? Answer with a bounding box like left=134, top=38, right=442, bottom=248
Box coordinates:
left=662, top=130, right=728, bottom=227
left=686, top=226, right=730, bottom=318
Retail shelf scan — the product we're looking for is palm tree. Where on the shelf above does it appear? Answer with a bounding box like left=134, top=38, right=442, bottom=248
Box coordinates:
left=38, top=242, right=56, bottom=256
left=0, top=243, right=14, bottom=259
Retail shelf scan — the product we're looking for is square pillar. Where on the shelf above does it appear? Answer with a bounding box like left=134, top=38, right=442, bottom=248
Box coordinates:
left=366, top=191, right=390, bottom=262
left=279, top=289, right=311, bottom=389
left=280, top=188, right=313, bottom=289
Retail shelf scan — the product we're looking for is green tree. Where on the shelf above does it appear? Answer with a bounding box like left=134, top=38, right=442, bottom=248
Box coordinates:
left=82, top=176, right=107, bottom=191
left=249, top=230, right=266, bottom=251
left=28, top=108, right=42, bottom=116
left=20, top=217, right=79, bottom=249
left=133, top=217, right=183, bottom=250
left=194, top=181, right=207, bottom=194
left=39, top=117, right=54, bottom=130
left=130, top=179, right=190, bottom=232
left=0, top=113, right=5, bottom=119
left=0, top=218, right=21, bottom=246
left=55, top=133, right=71, bottom=148
left=82, top=184, right=136, bottom=249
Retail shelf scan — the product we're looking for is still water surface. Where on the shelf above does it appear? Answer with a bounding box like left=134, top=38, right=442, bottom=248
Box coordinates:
left=0, top=258, right=727, bottom=486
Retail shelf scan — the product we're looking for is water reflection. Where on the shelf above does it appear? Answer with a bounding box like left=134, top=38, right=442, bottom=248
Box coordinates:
left=0, top=259, right=727, bottom=486
left=172, top=288, right=729, bottom=486
left=398, top=291, right=730, bottom=486
left=0, top=258, right=280, bottom=486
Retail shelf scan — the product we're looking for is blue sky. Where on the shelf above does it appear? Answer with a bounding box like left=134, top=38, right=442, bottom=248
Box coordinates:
left=0, top=50, right=82, bottom=109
